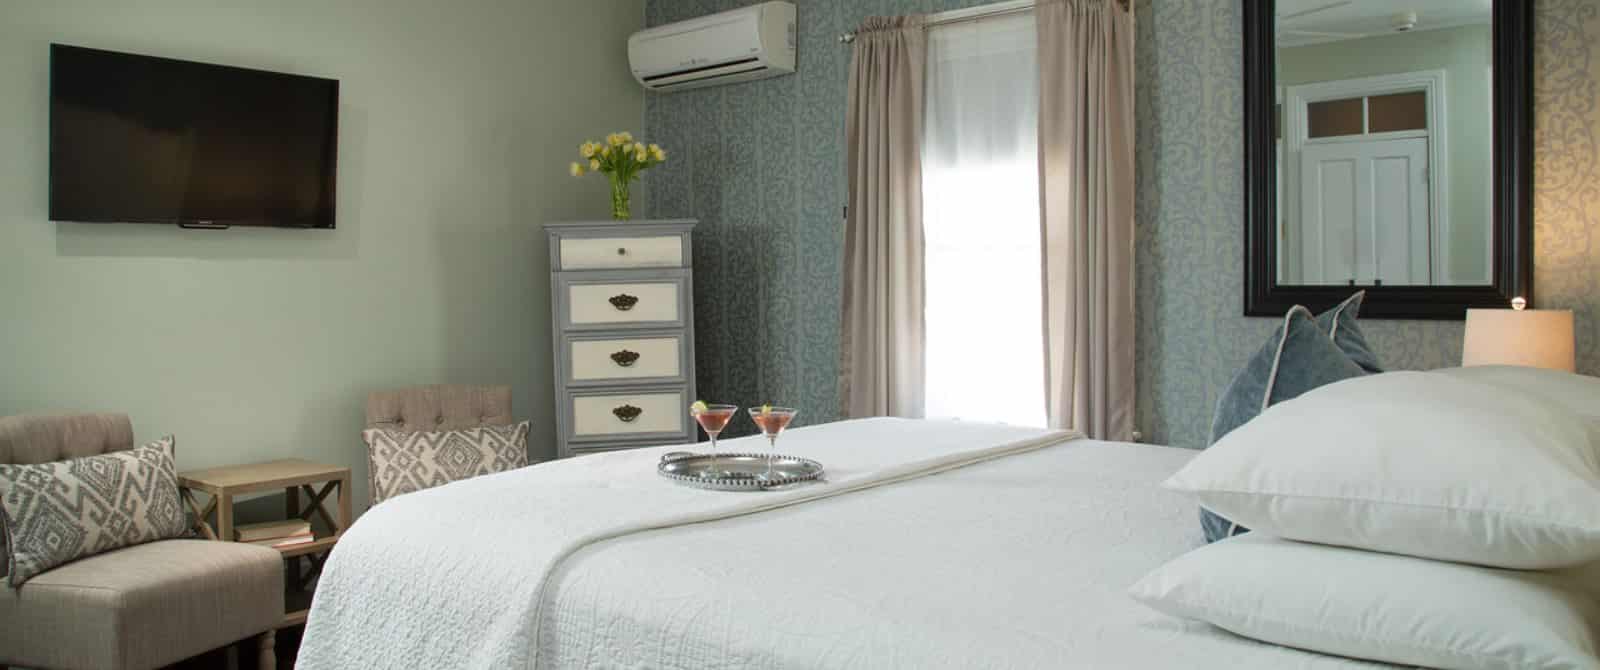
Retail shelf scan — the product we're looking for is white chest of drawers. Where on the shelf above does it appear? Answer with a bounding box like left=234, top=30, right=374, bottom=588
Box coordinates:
left=546, top=220, right=697, bottom=458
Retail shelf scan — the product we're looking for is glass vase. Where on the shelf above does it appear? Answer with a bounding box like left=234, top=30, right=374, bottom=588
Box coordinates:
left=610, top=175, right=631, bottom=221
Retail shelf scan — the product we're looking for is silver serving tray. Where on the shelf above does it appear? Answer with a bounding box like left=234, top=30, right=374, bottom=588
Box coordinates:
left=658, top=451, right=825, bottom=491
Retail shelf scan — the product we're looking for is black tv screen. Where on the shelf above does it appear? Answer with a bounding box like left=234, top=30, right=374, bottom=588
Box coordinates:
left=49, top=44, right=338, bottom=228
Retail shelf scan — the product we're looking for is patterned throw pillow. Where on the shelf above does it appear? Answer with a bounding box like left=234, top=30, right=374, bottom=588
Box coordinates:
left=0, top=436, right=189, bottom=587
left=362, top=422, right=530, bottom=504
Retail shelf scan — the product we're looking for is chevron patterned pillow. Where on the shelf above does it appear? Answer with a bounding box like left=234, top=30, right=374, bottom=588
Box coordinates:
left=0, top=436, right=189, bottom=587
left=362, top=422, right=530, bottom=505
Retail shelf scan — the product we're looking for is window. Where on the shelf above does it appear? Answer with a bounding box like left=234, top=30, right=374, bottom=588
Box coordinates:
left=1306, top=91, right=1428, bottom=139
left=921, top=11, right=1047, bottom=427
left=1307, top=97, right=1364, bottom=138
left=1367, top=91, right=1427, bottom=133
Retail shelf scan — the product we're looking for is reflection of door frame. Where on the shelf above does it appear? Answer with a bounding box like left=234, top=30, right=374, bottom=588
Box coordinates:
left=1276, top=86, right=1285, bottom=282
left=1284, top=70, right=1449, bottom=284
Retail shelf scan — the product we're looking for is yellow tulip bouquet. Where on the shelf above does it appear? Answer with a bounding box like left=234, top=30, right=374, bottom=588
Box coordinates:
left=569, top=131, right=667, bottom=220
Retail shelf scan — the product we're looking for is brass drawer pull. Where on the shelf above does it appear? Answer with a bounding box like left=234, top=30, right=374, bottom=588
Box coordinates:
left=613, top=404, right=643, bottom=422
left=609, top=294, right=638, bottom=311
left=610, top=350, right=640, bottom=367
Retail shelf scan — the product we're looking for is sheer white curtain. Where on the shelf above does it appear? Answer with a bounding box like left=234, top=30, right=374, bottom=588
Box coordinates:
left=922, top=12, right=1046, bottom=427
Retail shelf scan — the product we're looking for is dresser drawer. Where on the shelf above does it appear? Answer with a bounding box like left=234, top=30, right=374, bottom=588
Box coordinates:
left=566, top=334, right=687, bottom=385
left=560, top=273, right=688, bottom=330
left=559, top=235, right=685, bottom=270
left=567, top=389, right=687, bottom=440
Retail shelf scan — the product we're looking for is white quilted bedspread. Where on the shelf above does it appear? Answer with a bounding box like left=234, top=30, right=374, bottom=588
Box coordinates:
left=297, top=418, right=1080, bottom=669
left=300, top=417, right=1396, bottom=669
left=532, top=436, right=1396, bottom=670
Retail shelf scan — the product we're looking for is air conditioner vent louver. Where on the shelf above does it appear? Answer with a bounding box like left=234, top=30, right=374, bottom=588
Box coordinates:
left=652, top=65, right=771, bottom=89
left=629, top=2, right=796, bottom=93
left=642, top=57, right=763, bottom=83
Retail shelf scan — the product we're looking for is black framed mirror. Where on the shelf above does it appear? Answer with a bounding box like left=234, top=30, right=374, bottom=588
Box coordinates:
left=1244, top=0, right=1532, bottom=319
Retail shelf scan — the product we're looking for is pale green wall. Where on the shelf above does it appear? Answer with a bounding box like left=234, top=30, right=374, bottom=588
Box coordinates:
left=0, top=0, right=646, bottom=509
left=1277, top=24, right=1494, bottom=284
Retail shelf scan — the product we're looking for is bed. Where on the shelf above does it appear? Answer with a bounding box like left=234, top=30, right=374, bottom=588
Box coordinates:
left=298, top=418, right=1391, bottom=669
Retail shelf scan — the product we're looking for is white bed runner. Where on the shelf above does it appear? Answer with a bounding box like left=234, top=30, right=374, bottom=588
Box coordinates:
left=297, top=418, right=1078, bottom=669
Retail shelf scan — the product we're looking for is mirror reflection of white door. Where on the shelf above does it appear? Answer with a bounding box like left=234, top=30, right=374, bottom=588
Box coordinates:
left=1298, top=136, right=1430, bottom=285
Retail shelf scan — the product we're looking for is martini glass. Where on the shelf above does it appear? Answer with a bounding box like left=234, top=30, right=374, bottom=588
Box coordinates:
left=690, top=403, right=738, bottom=477
left=747, top=406, right=797, bottom=481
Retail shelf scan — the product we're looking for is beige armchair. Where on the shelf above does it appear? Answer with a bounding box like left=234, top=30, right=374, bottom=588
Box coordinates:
left=0, top=414, right=283, bottom=670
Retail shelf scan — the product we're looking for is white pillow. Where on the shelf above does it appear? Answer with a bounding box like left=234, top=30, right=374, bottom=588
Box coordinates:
left=1130, top=534, right=1600, bottom=670
left=1435, top=365, right=1600, bottom=421
left=1166, top=371, right=1600, bottom=569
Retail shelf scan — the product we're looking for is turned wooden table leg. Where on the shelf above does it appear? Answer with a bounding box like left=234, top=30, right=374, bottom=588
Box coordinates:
left=257, top=629, right=276, bottom=670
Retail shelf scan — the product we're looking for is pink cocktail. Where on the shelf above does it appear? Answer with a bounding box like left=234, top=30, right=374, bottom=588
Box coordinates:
left=690, top=403, right=738, bottom=476
left=747, top=406, right=797, bottom=480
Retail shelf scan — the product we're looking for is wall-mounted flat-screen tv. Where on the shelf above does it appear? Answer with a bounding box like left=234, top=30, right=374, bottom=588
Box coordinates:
left=49, top=44, right=339, bottom=229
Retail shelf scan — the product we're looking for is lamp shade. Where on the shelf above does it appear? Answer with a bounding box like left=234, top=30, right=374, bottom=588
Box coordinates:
left=1462, top=308, right=1576, bottom=372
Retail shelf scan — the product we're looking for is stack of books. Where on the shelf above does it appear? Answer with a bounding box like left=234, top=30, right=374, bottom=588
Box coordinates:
left=234, top=520, right=315, bottom=548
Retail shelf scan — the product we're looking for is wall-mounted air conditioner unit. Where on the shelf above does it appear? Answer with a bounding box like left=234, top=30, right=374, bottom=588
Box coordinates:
left=628, top=1, right=796, bottom=93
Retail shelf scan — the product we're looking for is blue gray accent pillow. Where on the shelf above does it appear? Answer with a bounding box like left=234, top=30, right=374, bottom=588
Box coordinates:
left=1200, top=305, right=1368, bottom=543
left=1316, top=291, right=1383, bottom=374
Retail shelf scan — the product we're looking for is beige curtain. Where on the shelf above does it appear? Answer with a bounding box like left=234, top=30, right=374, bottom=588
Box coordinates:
left=1037, top=0, right=1136, bottom=439
left=840, top=16, right=928, bottom=419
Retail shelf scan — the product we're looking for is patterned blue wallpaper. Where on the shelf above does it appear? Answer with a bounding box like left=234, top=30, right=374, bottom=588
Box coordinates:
left=646, top=0, right=1600, bottom=446
left=1532, top=1, right=1600, bottom=369
left=1134, top=0, right=1600, bottom=446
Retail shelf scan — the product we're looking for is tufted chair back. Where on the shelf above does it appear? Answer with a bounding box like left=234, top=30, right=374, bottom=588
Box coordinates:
left=364, top=385, right=513, bottom=432
left=0, top=413, right=136, bottom=466
left=363, top=385, right=514, bottom=507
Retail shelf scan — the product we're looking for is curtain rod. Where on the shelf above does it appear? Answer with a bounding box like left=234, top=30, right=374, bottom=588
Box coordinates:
left=837, top=0, right=1130, bottom=44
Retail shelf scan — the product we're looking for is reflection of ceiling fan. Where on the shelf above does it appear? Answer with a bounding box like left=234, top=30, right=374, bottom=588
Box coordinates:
left=1280, top=0, right=1369, bottom=43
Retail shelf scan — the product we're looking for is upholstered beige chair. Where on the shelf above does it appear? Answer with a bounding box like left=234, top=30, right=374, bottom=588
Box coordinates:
left=364, top=384, right=516, bottom=505
left=0, top=414, right=284, bottom=670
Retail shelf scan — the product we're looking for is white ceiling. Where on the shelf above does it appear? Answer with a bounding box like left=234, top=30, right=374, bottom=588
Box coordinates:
left=1277, top=0, right=1493, bottom=48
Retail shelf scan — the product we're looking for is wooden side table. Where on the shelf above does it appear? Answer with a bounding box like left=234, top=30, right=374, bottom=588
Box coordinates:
left=179, top=458, right=352, bottom=628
